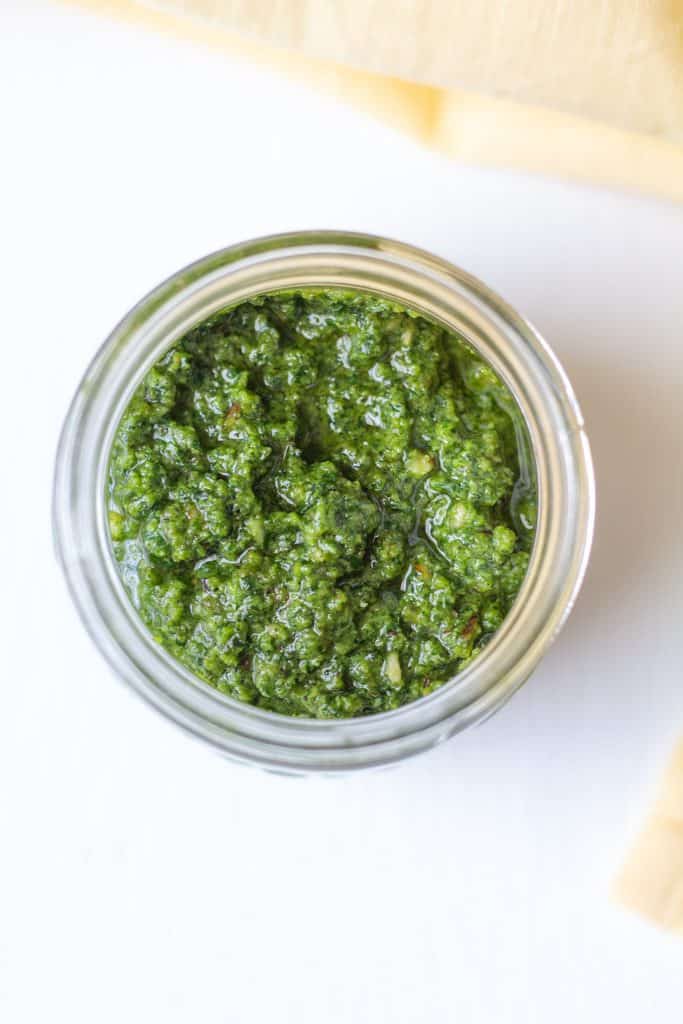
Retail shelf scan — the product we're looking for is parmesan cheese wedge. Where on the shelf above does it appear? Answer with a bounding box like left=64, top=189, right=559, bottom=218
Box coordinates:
left=63, top=0, right=683, bottom=203
left=614, top=740, right=683, bottom=933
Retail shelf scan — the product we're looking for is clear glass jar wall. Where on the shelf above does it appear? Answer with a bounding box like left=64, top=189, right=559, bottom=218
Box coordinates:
left=53, top=232, right=595, bottom=772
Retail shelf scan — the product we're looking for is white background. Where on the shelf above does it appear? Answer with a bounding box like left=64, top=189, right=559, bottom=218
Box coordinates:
left=2, top=2, right=683, bottom=1021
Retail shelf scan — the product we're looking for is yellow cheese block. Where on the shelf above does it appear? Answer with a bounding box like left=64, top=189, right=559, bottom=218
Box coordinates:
left=614, top=740, right=683, bottom=932
left=138, top=0, right=683, bottom=143
left=62, top=0, right=683, bottom=203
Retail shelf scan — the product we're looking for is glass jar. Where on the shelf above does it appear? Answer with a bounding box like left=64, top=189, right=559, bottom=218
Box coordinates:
left=53, top=231, right=595, bottom=773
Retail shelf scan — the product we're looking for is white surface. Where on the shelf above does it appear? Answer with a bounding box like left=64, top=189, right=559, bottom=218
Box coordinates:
left=2, top=2, right=683, bottom=1021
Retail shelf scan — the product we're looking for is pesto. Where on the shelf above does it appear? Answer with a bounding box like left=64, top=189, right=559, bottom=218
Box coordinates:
left=108, top=290, right=536, bottom=718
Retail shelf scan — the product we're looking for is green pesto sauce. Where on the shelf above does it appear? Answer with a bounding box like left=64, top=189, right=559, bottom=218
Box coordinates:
left=108, top=290, right=536, bottom=718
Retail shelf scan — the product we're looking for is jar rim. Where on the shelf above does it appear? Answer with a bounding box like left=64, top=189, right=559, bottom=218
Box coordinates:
left=53, top=231, right=595, bottom=772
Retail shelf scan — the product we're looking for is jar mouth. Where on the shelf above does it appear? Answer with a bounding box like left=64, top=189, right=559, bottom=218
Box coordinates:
left=53, top=231, right=595, bottom=772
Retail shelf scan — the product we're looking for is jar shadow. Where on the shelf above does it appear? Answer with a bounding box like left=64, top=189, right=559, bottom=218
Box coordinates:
left=554, top=348, right=681, bottom=654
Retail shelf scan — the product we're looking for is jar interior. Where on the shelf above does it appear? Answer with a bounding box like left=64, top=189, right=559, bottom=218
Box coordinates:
left=104, top=284, right=540, bottom=722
